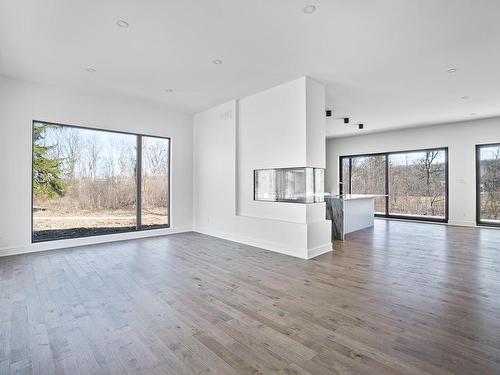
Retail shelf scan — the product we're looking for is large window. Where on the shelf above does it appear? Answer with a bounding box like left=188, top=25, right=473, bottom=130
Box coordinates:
left=141, top=136, right=170, bottom=228
left=388, top=150, right=447, bottom=218
left=477, top=143, right=500, bottom=226
left=32, top=121, right=170, bottom=242
left=340, top=148, right=448, bottom=222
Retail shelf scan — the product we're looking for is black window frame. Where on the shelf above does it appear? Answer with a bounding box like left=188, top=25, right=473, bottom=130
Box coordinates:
left=476, top=143, right=500, bottom=227
left=339, top=147, right=449, bottom=223
left=31, top=120, right=171, bottom=243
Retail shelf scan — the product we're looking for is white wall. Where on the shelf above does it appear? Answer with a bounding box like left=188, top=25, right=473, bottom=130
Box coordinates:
left=194, top=77, right=331, bottom=259
left=237, top=78, right=307, bottom=223
left=306, top=78, right=326, bottom=168
left=193, top=100, right=310, bottom=258
left=0, top=75, right=193, bottom=256
left=326, top=117, right=500, bottom=226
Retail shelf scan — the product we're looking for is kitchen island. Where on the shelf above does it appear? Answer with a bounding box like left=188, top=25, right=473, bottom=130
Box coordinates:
left=325, top=194, right=381, bottom=240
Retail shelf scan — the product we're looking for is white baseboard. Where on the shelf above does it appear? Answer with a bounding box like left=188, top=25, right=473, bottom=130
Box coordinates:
left=378, top=217, right=477, bottom=228
left=194, top=226, right=333, bottom=260
left=0, top=226, right=193, bottom=258
left=194, top=225, right=309, bottom=259
left=307, top=243, right=333, bottom=259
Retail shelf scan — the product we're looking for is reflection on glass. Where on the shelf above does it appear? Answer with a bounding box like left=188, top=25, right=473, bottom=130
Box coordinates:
left=254, top=168, right=324, bottom=203
left=255, top=169, right=276, bottom=201
left=314, top=168, right=324, bottom=202
left=141, top=137, right=170, bottom=228
left=277, top=168, right=307, bottom=202
left=32, top=122, right=137, bottom=241
left=478, top=144, right=500, bottom=224
left=306, top=168, right=315, bottom=203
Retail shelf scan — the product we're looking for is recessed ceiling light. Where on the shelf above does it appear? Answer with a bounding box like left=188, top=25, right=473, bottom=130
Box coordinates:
left=461, top=96, right=470, bottom=99
left=447, top=68, right=457, bottom=73
left=86, top=67, right=96, bottom=73
left=164, top=88, right=173, bottom=93
left=116, top=20, right=129, bottom=28
left=303, top=5, right=316, bottom=14
left=212, top=59, right=223, bottom=65
left=358, top=124, right=364, bottom=130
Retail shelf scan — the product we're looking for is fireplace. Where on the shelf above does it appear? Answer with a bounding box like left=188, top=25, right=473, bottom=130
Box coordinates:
left=254, top=167, right=324, bottom=203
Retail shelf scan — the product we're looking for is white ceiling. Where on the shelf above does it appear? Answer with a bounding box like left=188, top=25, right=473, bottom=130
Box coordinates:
left=1, top=0, right=499, bottom=137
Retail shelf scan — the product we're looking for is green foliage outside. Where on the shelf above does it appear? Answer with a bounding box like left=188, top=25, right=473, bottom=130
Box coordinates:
left=33, top=123, right=67, bottom=198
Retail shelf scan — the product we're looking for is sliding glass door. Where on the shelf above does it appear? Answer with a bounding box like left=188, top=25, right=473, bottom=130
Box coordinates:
left=341, top=157, right=350, bottom=197
left=388, top=150, right=447, bottom=219
left=340, top=147, right=448, bottom=222
left=477, top=144, right=500, bottom=226
left=32, top=121, right=170, bottom=242
left=350, top=155, right=386, bottom=214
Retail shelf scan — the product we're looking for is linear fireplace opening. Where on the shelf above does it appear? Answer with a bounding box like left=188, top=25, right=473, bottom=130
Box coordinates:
left=254, top=167, right=324, bottom=203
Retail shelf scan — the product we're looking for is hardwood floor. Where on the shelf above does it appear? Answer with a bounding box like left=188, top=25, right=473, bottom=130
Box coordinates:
left=1, top=220, right=500, bottom=374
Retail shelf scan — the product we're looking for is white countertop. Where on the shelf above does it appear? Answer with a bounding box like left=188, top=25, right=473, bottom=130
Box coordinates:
left=326, top=194, right=387, bottom=201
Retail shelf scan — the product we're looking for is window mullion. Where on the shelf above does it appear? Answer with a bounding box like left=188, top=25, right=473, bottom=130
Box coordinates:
left=136, top=135, right=142, bottom=230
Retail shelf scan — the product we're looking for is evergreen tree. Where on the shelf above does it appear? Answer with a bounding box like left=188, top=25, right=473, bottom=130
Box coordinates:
left=33, top=123, right=67, bottom=198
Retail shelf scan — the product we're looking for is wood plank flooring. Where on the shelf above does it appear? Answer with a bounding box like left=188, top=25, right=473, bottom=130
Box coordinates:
left=1, top=219, right=500, bottom=374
